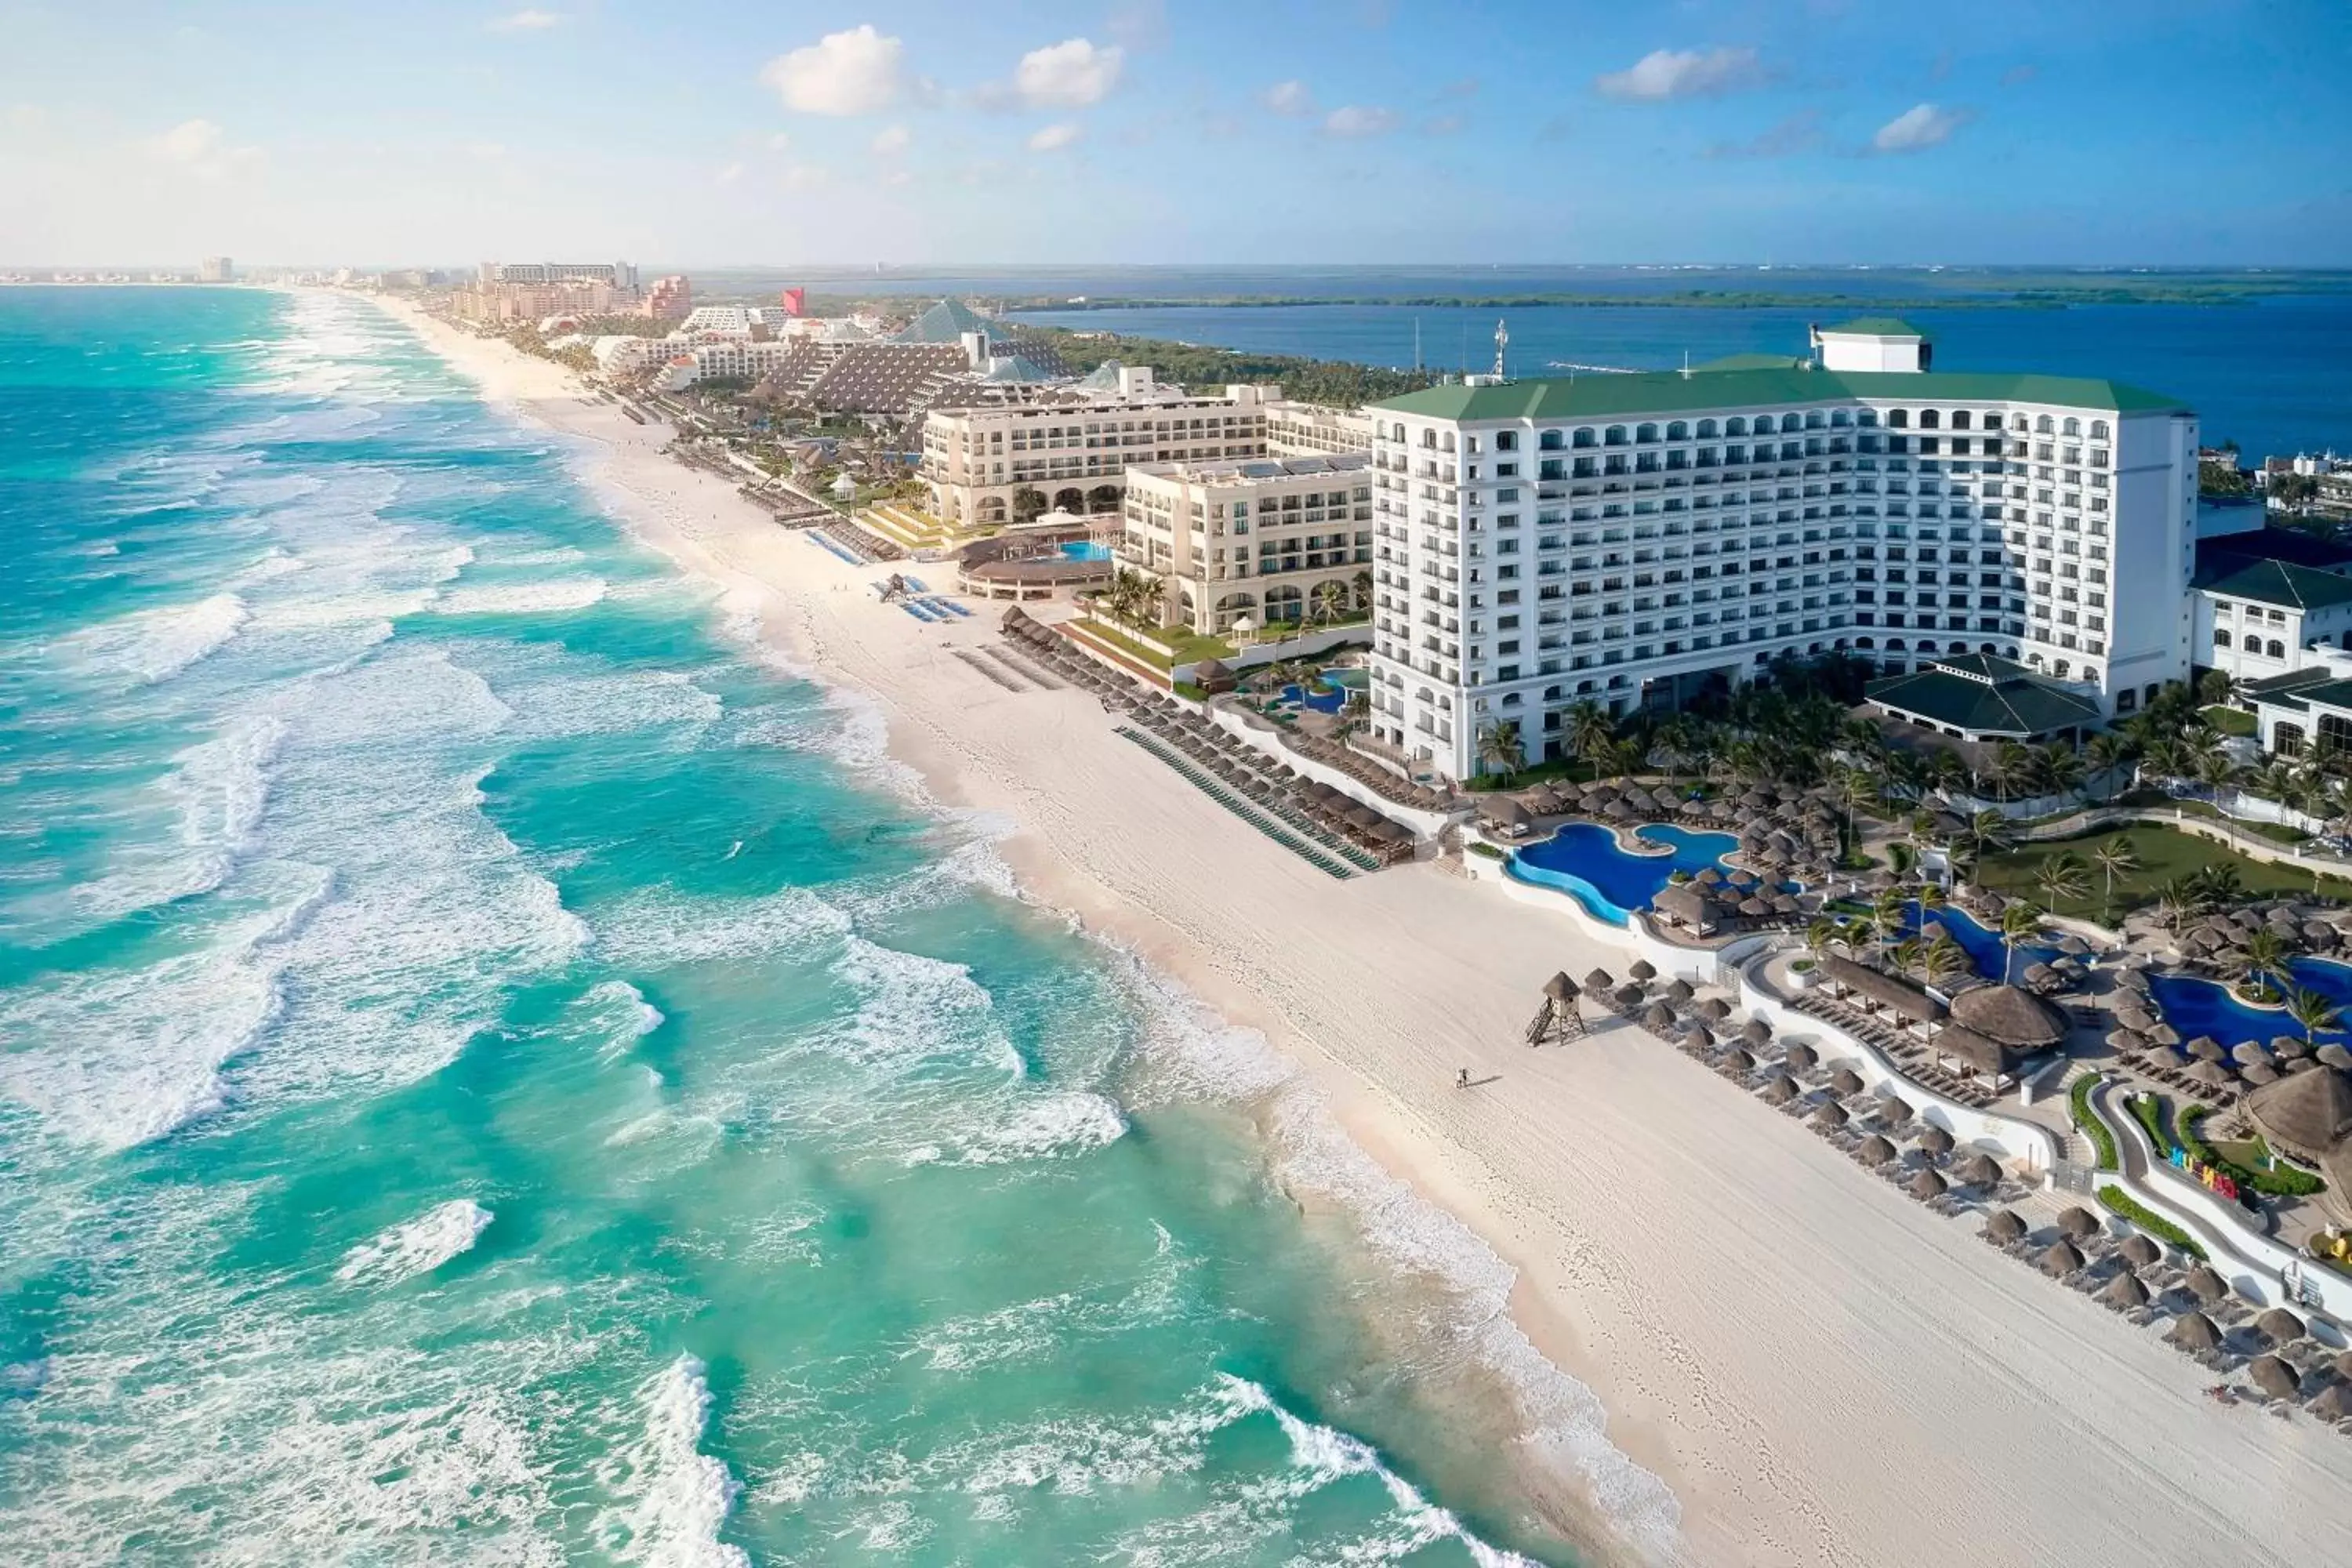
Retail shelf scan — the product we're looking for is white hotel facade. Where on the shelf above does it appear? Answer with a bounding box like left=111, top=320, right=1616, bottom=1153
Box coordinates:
left=1363, top=322, right=2199, bottom=781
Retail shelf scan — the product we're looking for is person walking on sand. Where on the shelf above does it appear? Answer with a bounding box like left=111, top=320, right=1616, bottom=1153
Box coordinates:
left=1456, top=1067, right=1470, bottom=1089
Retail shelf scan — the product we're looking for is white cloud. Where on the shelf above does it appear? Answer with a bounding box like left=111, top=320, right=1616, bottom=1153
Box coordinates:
left=1595, top=46, right=1764, bottom=102
left=766, top=131, right=793, bottom=151
left=1322, top=105, right=1398, bottom=137
left=782, top=163, right=830, bottom=191
left=143, top=118, right=260, bottom=180
left=1014, top=38, right=1123, bottom=108
left=714, top=160, right=745, bottom=185
left=870, top=123, right=912, bottom=156
left=1261, top=79, right=1314, bottom=116
left=761, top=24, right=905, bottom=116
left=488, top=9, right=563, bottom=31
left=1026, top=122, right=1082, bottom=152
left=1871, top=102, right=1972, bottom=153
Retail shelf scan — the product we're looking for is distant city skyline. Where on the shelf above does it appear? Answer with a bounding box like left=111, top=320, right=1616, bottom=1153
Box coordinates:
left=2, top=0, right=2348, bottom=267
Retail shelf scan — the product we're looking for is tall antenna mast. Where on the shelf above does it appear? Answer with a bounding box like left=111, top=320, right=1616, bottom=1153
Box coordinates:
left=1493, top=318, right=1508, bottom=379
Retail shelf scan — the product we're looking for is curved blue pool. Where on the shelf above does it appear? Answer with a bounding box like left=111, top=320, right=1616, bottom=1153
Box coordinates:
left=2148, top=956, right=2352, bottom=1051
left=1904, top=903, right=2060, bottom=984
left=1508, top=823, right=1740, bottom=926
left=1277, top=666, right=1370, bottom=715
left=1058, top=540, right=1112, bottom=562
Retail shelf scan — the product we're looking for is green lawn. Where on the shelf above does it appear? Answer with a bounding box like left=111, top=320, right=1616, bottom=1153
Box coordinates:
left=2201, top=703, right=2257, bottom=737
left=1974, top=823, right=2352, bottom=918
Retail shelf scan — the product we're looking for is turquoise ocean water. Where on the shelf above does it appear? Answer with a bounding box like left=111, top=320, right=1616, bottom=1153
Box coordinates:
left=0, top=289, right=1665, bottom=1564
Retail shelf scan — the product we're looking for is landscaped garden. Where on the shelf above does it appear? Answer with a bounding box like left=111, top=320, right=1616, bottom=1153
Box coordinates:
left=1973, top=824, right=2352, bottom=918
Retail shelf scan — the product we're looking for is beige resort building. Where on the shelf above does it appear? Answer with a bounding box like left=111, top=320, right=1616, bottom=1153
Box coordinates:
left=1120, top=454, right=1374, bottom=634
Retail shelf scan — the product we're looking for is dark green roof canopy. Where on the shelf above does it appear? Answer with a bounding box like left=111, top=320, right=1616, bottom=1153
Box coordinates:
left=1372, top=364, right=2186, bottom=423
left=2200, top=557, right=2352, bottom=613
left=1867, top=658, right=2103, bottom=738
left=1822, top=317, right=1924, bottom=337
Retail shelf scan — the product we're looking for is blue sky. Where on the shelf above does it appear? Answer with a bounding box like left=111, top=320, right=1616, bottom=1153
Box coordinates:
left=2, top=0, right=2347, bottom=267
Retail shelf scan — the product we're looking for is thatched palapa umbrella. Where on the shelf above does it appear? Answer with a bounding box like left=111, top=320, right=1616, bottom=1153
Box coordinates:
left=1829, top=1067, right=1867, bottom=1098
left=2170, top=1311, right=2224, bottom=1352
left=1697, top=997, right=1733, bottom=1022
left=1584, top=967, right=1614, bottom=993
left=1909, top=1167, right=1948, bottom=1200
left=2056, top=1206, right=2101, bottom=1240
left=1642, top=1001, right=1678, bottom=1033
left=1984, top=1209, right=2027, bottom=1244
left=2307, top=1382, right=2352, bottom=1422
left=2118, top=1232, right=2163, bottom=1269
left=1628, top=959, right=1658, bottom=982
left=2099, top=1272, right=2152, bottom=1311
left=2249, top=1355, right=2303, bottom=1402
left=1721, top=1046, right=1755, bottom=1075
left=1811, top=1101, right=1851, bottom=1130
left=1742, top=1018, right=1773, bottom=1045
left=2183, top=1264, right=2230, bottom=1304
left=2256, top=1307, right=2307, bottom=1347
left=1761, top=1073, right=1798, bottom=1105
left=1915, top=1125, right=1955, bottom=1156
left=1857, top=1134, right=1896, bottom=1166
left=1955, top=1152, right=2003, bottom=1188
left=2036, top=1239, right=2087, bottom=1276
left=1783, top=1042, right=1818, bottom=1071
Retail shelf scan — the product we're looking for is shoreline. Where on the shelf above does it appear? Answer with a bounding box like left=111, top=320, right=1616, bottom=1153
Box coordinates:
left=362, top=292, right=2352, bottom=1568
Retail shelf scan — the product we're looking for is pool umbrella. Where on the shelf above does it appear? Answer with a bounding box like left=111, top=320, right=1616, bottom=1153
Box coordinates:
left=1811, top=1102, right=1850, bottom=1131
left=2056, top=1206, right=2101, bottom=1240
left=2305, top=921, right=2339, bottom=948
left=1642, top=1002, right=1678, bottom=1033
left=1761, top=1073, right=1798, bottom=1105
left=1916, top=1125, right=1955, bottom=1156
left=2183, top=1264, right=2230, bottom=1304
left=1664, top=978, right=1694, bottom=1004
left=1697, top=997, right=1733, bottom=1022
left=2147, top=1022, right=2183, bottom=1047
left=1584, top=968, right=1614, bottom=993
left=2335, top=1349, right=2352, bottom=1385
left=2256, top=1307, right=2307, bottom=1346
left=2057, top=934, right=2092, bottom=956
left=1955, top=1152, right=2003, bottom=1187
left=2036, top=1239, right=2086, bottom=1277
left=1628, top=960, right=1657, bottom=982
left=2318, top=1043, right=2352, bottom=1071
left=1909, top=1167, right=1948, bottom=1201
left=1694, top=866, right=1725, bottom=886
left=1720, top=1047, right=1755, bottom=1075
left=1740, top=897, right=1771, bottom=916
left=1857, top=1134, right=1896, bottom=1167
left=1678, top=1022, right=1715, bottom=1050
left=2118, top=1232, right=2163, bottom=1269
left=1984, top=1209, right=2027, bottom=1244
left=2270, top=1035, right=2306, bottom=1058
left=2242, top=1062, right=2281, bottom=1087
left=1613, top=984, right=1648, bottom=1011
left=2184, top=1059, right=2238, bottom=1091
left=1783, top=1042, right=1818, bottom=1071
left=2107, top=1028, right=2151, bottom=1054
left=2170, top=1312, right=2223, bottom=1353
left=2099, top=1272, right=2152, bottom=1311
left=1878, top=1094, right=1914, bottom=1126
left=2249, top=1356, right=2303, bottom=1402
left=2187, top=1036, right=2227, bottom=1062
left=1829, top=1068, right=1867, bottom=1097
left=1741, top=1018, right=1772, bottom=1044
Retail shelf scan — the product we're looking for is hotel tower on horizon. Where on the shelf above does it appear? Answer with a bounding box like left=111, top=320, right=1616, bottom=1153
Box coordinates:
left=1359, top=321, right=2201, bottom=782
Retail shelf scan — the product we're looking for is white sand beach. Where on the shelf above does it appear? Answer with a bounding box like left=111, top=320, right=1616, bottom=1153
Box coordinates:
left=376, top=295, right=2352, bottom=1568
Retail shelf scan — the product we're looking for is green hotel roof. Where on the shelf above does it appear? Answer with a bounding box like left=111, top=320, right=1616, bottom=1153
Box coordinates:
left=1821, top=317, right=1924, bottom=337
left=2198, top=557, right=2352, bottom=613
left=1372, top=365, right=2188, bottom=422
left=1865, top=658, right=2103, bottom=737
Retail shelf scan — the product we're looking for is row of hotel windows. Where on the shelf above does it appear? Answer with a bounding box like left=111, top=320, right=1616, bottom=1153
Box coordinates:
left=1388, top=412, right=2116, bottom=451
left=2220, top=631, right=2292, bottom=658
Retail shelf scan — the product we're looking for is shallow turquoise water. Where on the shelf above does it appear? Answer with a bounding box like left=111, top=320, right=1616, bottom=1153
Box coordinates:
left=0, top=289, right=1665, bottom=1563
left=1508, top=825, right=1737, bottom=927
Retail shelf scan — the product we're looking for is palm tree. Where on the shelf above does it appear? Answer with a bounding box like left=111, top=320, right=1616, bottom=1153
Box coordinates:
left=1476, top=720, right=1525, bottom=779
left=2036, top=743, right=2085, bottom=802
left=1567, top=702, right=1615, bottom=771
left=2032, top=850, right=2089, bottom=918
left=1984, top=739, right=2032, bottom=804
left=1968, top=808, right=2015, bottom=864
left=2153, top=876, right=2198, bottom=934
left=1310, top=579, right=1348, bottom=628
left=2082, top=732, right=2134, bottom=801
left=1891, top=936, right=1925, bottom=983
left=2089, top=834, right=2138, bottom=924
left=2188, top=862, right=2244, bottom=908
left=2287, top=985, right=2343, bottom=1044
left=1650, top=717, right=1693, bottom=786
left=1921, top=934, right=1969, bottom=991
left=1337, top=689, right=1371, bottom=740
left=1804, top=917, right=1840, bottom=962
left=2238, top=927, right=2288, bottom=1000
left=1998, top=902, right=2045, bottom=985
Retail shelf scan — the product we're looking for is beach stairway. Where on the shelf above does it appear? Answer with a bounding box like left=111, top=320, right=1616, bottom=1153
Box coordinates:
left=858, top=503, right=960, bottom=557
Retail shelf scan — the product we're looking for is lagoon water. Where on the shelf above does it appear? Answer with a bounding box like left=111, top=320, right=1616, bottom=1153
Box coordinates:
left=0, top=289, right=1628, bottom=1564
left=1015, top=294, right=2352, bottom=459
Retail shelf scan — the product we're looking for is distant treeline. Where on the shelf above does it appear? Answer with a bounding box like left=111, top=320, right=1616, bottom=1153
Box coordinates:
left=998, top=277, right=2348, bottom=313
left=1011, top=326, right=1437, bottom=404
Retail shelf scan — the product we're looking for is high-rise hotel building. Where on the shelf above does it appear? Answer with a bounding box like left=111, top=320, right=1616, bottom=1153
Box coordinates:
left=1363, top=321, right=2198, bottom=781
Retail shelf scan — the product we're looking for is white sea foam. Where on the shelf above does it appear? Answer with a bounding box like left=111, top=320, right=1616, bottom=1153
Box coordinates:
left=233, top=544, right=307, bottom=584
left=71, top=710, right=289, bottom=921
left=335, top=1199, right=495, bottom=1287
left=60, top=590, right=248, bottom=686
left=592, top=1356, right=749, bottom=1568
left=906, top=1091, right=1128, bottom=1168
left=434, top=577, right=610, bottom=617
left=579, top=979, right=666, bottom=1061
left=590, top=884, right=849, bottom=971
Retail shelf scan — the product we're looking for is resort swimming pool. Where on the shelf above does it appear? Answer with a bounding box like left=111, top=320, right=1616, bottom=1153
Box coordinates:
left=1902, top=902, right=2060, bottom=984
left=1277, top=666, right=1370, bottom=715
left=1508, top=822, right=1740, bottom=926
left=1058, top=540, right=1113, bottom=562
left=2148, top=957, right=2352, bottom=1051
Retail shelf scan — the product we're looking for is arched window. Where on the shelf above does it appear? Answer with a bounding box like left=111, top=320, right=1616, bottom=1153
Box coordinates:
left=2244, top=633, right=2263, bottom=651
left=1806, top=411, right=1826, bottom=430
left=1666, top=420, right=1689, bottom=441
left=1573, top=426, right=1596, bottom=448
left=1951, top=410, right=1972, bottom=430
left=1888, top=409, right=1909, bottom=428
left=1539, top=429, right=1563, bottom=450
left=2063, top=417, right=2081, bottom=436
left=1831, top=409, right=1852, bottom=427
left=1726, top=417, right=1748, bottom=437
left=1857, top=637, right=1876, bottom=649
left=1605, top=425, right=1628, bottom=446
left=1636, top=423, right=1659, bottom=443
left=1920, top=409, right=1940, bottom=429
left=2268, top=640, right=2286, bottom=659
left=2054, top=660, right=2071, bottom=679
left=2091, top=420, right=2111, bottom=441
left=1918, top=640, right=1939, bottom=654
left=1696, top=419, right=1719, bottom=437
left=2214, top=628, right=2232, bottom=648
left=1887, top=638, right=1907, bottom=652
left=2035, top=415, right=2054, bottom=434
